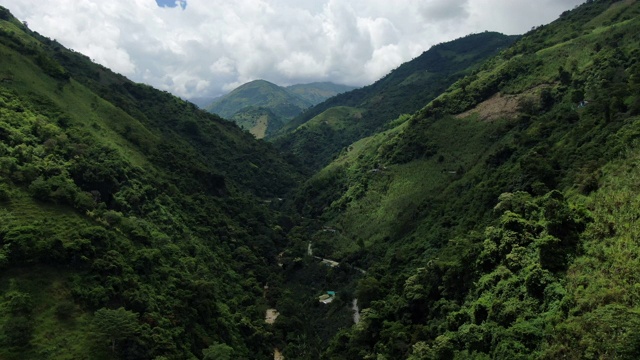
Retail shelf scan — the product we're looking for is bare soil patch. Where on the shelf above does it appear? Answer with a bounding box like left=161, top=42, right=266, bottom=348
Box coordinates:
left=456, top=85, right=551, bottom=122
left=265, top=308, right=279, bottom=324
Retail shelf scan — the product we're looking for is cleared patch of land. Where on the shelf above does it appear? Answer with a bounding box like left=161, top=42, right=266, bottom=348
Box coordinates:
left=456, top=85, right=550, bottom=121
left=265, top=308, right=279, bottom=324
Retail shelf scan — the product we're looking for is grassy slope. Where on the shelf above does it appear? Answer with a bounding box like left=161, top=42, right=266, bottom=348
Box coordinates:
left=230, top=107, right=283, bottom=139
left=208, top=81, right=355, bottom=139
left=285, top=1, right=640, bottom=358
left=0, top=192, right=110, bottom=360
left=206, top=79, right=318, bottom=140
left=272, top=32, right=518, bottom=169
left=300, top=106, right=365, bottom=131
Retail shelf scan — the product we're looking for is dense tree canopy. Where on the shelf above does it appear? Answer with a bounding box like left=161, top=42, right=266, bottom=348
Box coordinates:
left=2, top=1, right=640, bottom=359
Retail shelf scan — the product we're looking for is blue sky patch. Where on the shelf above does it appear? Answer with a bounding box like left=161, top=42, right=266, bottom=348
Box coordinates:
left=155, top=0, right=187, bottom=10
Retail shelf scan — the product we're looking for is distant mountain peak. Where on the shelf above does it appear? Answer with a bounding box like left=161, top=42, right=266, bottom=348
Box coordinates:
left=204, top=79, right=354, bottom=138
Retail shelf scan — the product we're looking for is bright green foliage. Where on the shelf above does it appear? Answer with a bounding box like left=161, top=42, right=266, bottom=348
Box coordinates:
left=202, top=342, right=234, bottom=360
left=92, top=307, right=139, bottom=352
left=2, top=0, right=640, bottom=359
left=542, top=149, right=640, bottom=359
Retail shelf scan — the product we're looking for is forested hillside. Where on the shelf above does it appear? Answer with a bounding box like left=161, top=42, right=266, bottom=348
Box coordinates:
left=3, top=1, right=640, bottom=359
left=282, top=0, right=640, bottom=358
left=0, top=7, right=302, bottom=359
left=205, top=80, right=353, bottom=139
left=272, top=32, right=518, bottom=169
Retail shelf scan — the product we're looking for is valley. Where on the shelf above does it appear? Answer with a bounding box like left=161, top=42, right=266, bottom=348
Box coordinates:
left=2, top=1, right=640, bottom=359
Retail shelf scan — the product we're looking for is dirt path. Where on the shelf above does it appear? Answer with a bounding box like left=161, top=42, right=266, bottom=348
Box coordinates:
left=265, top=309, right=282, bottom=359
left=309, top=242, right=366, bottom=273
left=274, top=348, right=284, bottom=360
left=352, top=299, right=361, bottom=324
left=315, top=256, right=339, bottom=267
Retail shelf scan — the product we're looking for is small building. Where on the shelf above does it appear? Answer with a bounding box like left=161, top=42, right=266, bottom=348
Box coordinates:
left=319, top=291, right=336, bottom=304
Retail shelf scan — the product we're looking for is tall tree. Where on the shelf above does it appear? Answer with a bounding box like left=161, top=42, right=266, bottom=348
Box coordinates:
left=92, top=307, right=139, bottom=352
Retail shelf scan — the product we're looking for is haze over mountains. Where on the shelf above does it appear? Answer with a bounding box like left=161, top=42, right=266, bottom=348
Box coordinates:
left=2, top=1, right=640, bottom=359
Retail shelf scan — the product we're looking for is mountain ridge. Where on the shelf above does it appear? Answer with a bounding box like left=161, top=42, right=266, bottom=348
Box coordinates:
left=3, top=1, right=640, bottom=359
left=272, top=31, right=519, bottom=169
left=205, top=79, right=353, bottom=138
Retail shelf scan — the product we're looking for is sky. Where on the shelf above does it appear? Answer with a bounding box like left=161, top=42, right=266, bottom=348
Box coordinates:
left=3, top=0, right=585, bottom=99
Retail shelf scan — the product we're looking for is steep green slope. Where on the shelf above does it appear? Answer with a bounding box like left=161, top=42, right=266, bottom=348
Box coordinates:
left=0, top=8, right=301, bottom=360
left=283, top=0, right=640, bottom=358
left=231, top=106, right=284, bottom=139
left=273, top=32, right=518, bottom=169
left=283, top=106, right=366, bottom=164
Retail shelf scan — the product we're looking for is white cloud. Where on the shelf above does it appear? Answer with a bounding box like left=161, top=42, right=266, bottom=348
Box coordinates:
left=419, top=0, right=469, bottom=22
left=3, top=0, right=585, bottom=98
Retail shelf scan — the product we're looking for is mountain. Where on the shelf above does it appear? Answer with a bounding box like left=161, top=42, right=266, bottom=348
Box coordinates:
left=0, top=7, right=303, bottom=359
left=273, top=31, right=519, bottom=169
left=285, top=82, right=356, bottom=106
left=206, top=79, right=310, bottom=119
left=280, top=0, right=640, bottom=358
left=187, top=96, right=218, bottom=108
left=4, top=1, right=640, bottom=359
left=228, top=106, right=284, bottom=139
left=205, top=79, right=353, bottom=138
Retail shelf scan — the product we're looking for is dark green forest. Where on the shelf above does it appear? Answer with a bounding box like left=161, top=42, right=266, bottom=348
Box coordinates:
left=2, top=0, right=640, bottom=359
left=0, top=7, right=301, bottom=359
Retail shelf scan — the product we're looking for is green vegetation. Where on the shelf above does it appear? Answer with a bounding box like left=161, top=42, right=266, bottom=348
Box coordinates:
left=205, top=80, right=352, bottom=138
left=285, top=82, right=355, bottom=106
left=279, top=0, right=640, bottom=358
left=273, top=32, right=518, bottom=169
left=3, top=0, right=640, bottom=359
left=0, top=8, right=302, bottom=359
left=207, top=79, right=311, bottom=119
left=92, top=307, right=139, bottom=352
left=231, top=107, right=283, bottom=139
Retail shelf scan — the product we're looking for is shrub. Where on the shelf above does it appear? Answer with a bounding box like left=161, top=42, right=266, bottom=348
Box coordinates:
left=0, top=183, right=10, bottom=202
